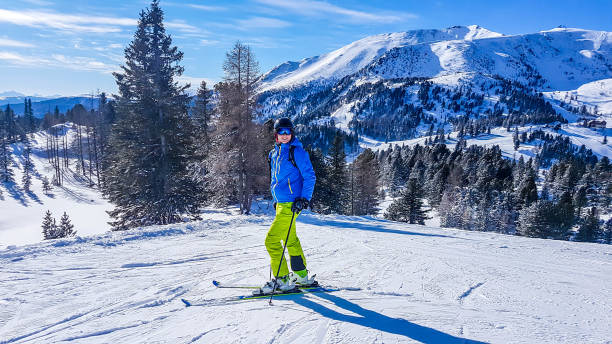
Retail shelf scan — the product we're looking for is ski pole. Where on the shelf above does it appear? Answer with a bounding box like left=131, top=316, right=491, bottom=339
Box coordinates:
left=269, top=209, right=296, bottom=305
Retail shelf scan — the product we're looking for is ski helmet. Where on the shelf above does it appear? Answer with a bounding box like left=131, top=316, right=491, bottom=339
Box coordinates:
left=274, top=117, right=293, bottom=132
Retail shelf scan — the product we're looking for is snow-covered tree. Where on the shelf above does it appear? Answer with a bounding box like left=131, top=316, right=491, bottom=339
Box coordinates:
left=575, top=207, right=601, bottom=243
left=517, top=200, right=556, bottom=238
left=22, top=142, right=34, bottom=192
left=42, top=210, right=57, bottom=240
left=0, top=131, right=13, bottom=183
left=42, top=176, right=52, bottom=194
left=603, top=218, right=612, bottom=245
left=58, top=212, right=76, bottom=238
left=385, top=177, right=430, bottom=224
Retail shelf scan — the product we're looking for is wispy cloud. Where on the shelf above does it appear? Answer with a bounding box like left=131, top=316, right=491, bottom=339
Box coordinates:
left=0, top=50, right=117, bottom=73
left=51, top=54, right=117, bottom=72
left=254, top=0, right=416, bottom=23
left=0, top=37, right=34, bottom=48
left=21, top=0, right=54, bottom=6
left=186, top=4, right=227, bottom=11
left=0, top=8, right=205, bottom=36
left=0, top=9, right=135, bottom=33
left=236, top=16, right=291, bottom=30
left=0, top=52, right=49, bottom=65
left=200, top=39, right=220, bottom=46
left=165, top=20, right=201, bottom=33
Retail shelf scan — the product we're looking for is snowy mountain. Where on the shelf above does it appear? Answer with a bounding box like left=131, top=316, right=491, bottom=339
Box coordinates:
left=259, top=25, right=503, bottom=92
left=260, top=26, right=610, bottom=93
left=1, top=206, right=610, bottom=343
left=257, top=26, right=612, bottom=150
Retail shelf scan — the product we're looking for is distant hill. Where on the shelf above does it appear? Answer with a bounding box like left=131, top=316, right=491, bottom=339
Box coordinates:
left=2, top=96, right=100, bottom=118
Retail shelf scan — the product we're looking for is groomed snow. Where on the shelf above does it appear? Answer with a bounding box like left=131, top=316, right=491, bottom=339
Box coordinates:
left=1, top=206, right=610, bottom=343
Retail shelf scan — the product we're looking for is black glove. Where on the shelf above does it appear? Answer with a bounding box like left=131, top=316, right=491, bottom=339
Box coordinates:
left=291, top=197, right=310, bottom=213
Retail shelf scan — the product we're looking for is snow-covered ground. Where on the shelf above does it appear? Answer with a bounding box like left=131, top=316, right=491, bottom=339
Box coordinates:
left=0, top=125, right=112, bottom=249
left=544, top=78, right=612, bottom=118
left=1, top=206, right=610, bottom=343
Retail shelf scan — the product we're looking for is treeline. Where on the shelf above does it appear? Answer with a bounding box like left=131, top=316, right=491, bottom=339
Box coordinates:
left=373, top=140, right=612, bottom=243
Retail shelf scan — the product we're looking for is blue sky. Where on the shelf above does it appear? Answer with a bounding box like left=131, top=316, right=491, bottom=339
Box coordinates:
left=1, top=0, right=611, bottom=97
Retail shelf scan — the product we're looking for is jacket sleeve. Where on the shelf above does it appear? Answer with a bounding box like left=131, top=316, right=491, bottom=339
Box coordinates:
left=294, top=147, right=316, bottom=201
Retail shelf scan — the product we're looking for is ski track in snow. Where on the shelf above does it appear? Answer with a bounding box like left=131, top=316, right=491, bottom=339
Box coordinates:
left=1, top=209, right=611, bottom=343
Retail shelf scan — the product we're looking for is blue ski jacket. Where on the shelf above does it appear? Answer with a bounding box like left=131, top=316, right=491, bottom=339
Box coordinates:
left=269, top=138, right=316, bottom=203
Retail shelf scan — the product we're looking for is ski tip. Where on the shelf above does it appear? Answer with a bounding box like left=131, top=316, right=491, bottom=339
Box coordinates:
left=212, top=280, right=221, bottom=287
left=181, top=298, right=192, bottom=307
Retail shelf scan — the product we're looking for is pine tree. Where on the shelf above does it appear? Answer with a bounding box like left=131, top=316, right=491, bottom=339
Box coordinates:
left=575, top=207, right=601, bottom=242
left=24, top=98, right=36, bottom=134
left=308, top=147, right=333, bottom=214
left=603, top=218, right=612, bottom=244
left=22, top=142, right=33, bottom=192
left=42, top=176, right=52, bottom=194
left=104, top=0, right=204, bottom=229
left=513, top=128, right=520, bottom=151
left=42, top=210, right=56, bottom=240
left=58, top=212, right=76, bottom=237
left=326, top=132, right=348, bottom=214
left=192, top=81, right=213, bottom=162
left=351, top=148, right=380, bottom=215
left=552, top=191, right=574, bottom=240
left=384, top=177, right=430, bottom=224
left=515, top=165, right=538, bottom=209
left=517, top=200, right=556, bottom=238
left=0, top=131, right=13, bottom=183
left=189, top=81, right=213, bottom=198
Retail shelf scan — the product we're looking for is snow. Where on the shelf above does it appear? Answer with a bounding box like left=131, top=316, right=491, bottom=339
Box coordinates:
left=1, top=205, right=610, bottom=343
left=361, top=123, right=612, bottom=162
left=0, top=124, right=112, bottom=249
left=261, top=27, right=612, bottom=96
left=259, top=26, right=503, bottom=92
left=544, top=78, right=612, bottom=117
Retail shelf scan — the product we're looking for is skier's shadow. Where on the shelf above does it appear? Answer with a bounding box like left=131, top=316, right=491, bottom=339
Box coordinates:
left=292, top=292, right=487, bottom=344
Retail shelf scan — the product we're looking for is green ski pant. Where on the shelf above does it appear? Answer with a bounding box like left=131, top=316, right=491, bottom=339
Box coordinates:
left=266, top=202, right=307, bottom=278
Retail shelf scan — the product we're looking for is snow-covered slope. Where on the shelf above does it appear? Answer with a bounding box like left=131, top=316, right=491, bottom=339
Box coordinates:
left=0, top=124, right=112, bottom=249
left=362, top=123, right=612, bottom=162
left=1, top=208, right=610, bottom=343
left=545, top=78, right=612, bottom=117
left=259, top=25, right=502, bottom=92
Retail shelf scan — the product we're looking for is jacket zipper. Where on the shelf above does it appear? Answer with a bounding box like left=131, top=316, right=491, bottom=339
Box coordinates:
left=271, top=145, right=282, bottom=201
left=287, top=178, right=293, bottom=194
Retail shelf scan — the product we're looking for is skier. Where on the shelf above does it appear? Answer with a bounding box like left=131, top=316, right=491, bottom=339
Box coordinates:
left=258, top=117, right=316, bottom=294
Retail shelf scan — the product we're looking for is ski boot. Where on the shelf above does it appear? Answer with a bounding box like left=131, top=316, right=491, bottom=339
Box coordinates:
left=255, top=275, right=295, bottom=295
left=290, top=270, right=318, bottom=287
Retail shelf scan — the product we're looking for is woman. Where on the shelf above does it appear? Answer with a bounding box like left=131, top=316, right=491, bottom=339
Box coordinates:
left=259, top=117, right=316, bottom=294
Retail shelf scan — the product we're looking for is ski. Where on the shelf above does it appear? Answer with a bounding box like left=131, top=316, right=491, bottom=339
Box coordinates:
left=181, top=285, right=338, bottom=307
left=211, top=279, right=361, bottom=292
left=212, top=279, right=320, bottom=290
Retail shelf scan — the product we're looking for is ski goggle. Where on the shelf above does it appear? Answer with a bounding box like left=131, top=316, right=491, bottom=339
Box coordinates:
left=276, top=128, right=292, bottom=135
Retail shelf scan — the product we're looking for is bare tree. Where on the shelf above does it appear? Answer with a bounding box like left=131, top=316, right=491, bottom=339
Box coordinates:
left=208, top=42, right=267, bottom=214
